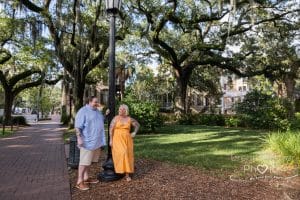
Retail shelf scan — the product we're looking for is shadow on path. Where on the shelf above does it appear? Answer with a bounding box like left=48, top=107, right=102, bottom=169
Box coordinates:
left=0, top=117, right=71, bottom=200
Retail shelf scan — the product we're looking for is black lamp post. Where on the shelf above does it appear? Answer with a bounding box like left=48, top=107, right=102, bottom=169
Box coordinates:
left=98, top=0, right=123, bottom=182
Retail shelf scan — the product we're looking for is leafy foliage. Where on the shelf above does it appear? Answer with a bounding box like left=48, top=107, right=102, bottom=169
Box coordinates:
left=0, top=115, right=27, bottom=125
left=128, top=0, right=299, bottom=112
left=265, top=131, right=300, bottom=166
left=178, top=114, right=225, bottom=126
left=291, top=112, right=300, bottom=130
left=21, top=86, right=61, bottom=118
left=236, top=90, right=292, bottom=131
left=225, top=116, right=243, bottom=128
left=121, top=95, right=163, bottom=133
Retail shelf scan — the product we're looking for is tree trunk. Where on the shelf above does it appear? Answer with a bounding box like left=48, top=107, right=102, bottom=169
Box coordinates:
left=284, top=76, right=296, bottom=101
left=283, top=75, right=296, bottom=118
left=4, top=90, right=13, bottom=125
left=61, top=73, right=68, bottom=109
left=73, top=81, right=85, bottom=113
left=72, top=71, right=86, bottom=117
left=174, top=68, right=192, bottom=114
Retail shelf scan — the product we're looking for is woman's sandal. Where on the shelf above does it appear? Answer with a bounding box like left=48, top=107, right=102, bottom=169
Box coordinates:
left=76, top=182, right=89, bottom=191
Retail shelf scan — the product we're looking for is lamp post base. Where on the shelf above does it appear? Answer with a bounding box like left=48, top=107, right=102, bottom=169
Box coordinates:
left=98, top=156, right=124, bottom=182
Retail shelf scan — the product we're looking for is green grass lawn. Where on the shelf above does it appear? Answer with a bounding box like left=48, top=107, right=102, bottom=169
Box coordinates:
left=0, top=128, right=14, bottom=137
left=64, top=124, right=273, bottom=172
left=134, top=125, right=268, bottom=171
left=63, top=128, right=75, bottom=143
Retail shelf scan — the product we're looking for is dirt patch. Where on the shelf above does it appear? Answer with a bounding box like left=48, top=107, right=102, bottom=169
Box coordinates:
left=69, top=156, right=299, bottom=200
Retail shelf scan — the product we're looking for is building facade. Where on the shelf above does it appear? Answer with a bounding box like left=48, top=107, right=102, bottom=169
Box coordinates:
left=219, top=75, right=249, bottom=114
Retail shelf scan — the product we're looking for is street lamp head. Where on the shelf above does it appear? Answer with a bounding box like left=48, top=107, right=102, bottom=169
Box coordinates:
left=106, top=0, right=122, bottom=14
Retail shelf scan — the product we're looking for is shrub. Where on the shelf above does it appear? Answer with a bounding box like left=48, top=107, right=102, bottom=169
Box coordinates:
left=265, top=131, right=300, bottom=166
left=12, top=116, right=27, bottom=125
left=236, top=90, right=291, bottom=131
left=291, top=112, right=300, bottom=130
left=0, top=116, right=27, bottom=125
left=178, top=114, right=225, bottom=126
left=225, top=116, right=242, bottom=127
left=121, top=97, right=163, bottom=133
left=178, top=113, right=194, bottom=125
left=160, top=113, right=177, bottom=123
left=295, top=99, right=300, bottom=112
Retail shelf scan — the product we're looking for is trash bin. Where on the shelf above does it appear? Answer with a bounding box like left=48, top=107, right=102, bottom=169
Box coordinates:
left=68, top=135, right=80, bottom=169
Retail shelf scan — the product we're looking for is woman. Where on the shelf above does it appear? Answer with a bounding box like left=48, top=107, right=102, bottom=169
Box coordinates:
left=110, top=104, right=140, bottom=181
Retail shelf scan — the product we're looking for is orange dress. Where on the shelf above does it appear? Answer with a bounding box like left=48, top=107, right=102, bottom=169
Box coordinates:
left=112, top=117, right=134, bottom=173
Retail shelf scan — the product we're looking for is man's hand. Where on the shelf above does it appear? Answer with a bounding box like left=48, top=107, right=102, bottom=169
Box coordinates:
left=77, top=136, right=83, bottom=148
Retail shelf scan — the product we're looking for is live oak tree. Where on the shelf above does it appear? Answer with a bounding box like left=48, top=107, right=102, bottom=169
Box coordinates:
left=0, top=42, right=61, bottom=124
left=0, top=7, right=14, bottom=65
left=0, top=5, right=60, bottom=124
left=18, top=0, right=128, bottom=115
left=129, top=0, right=299, bottom=113
left=241, top=20, right=300, bottom=113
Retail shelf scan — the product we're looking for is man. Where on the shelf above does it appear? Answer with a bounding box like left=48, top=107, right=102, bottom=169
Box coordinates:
left=75, top=96, right=106, bottom=190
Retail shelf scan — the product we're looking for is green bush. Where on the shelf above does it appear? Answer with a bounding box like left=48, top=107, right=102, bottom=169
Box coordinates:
left=236, top=90, right=291, bottom=131
left=178, top=113, right=194, bottom=125
left=291, top=112, right=300, bottom=130
left=295, top=99, right=300, bottom=112
left=225, top=115, right=242, bottom=127
left=12, top=116, right=27, bottom=125
left=178, top=114, right=225, bottom=126
left=265, top=131, right=300, bottom=166
left=121, top=97, right=163, bottom=133
left=0, top=116, right=27, bottom=125
left=160, top=113, right=177, bottom=123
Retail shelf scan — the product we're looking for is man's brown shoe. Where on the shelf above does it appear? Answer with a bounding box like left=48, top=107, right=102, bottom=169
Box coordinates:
left=76, top=182, right=89, bottom=191
left=84, top=178, right=99, bottom=184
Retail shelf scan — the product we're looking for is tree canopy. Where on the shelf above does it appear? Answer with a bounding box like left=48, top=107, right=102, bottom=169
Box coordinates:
left=126, top=0, right=299, bottom=112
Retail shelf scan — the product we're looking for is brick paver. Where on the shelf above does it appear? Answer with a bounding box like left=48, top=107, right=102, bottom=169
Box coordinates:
left=0, top=119, right=71, bottom=200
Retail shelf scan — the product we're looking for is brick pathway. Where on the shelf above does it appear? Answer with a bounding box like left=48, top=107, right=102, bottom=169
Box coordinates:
left=0, top=119, right=71, bottom=200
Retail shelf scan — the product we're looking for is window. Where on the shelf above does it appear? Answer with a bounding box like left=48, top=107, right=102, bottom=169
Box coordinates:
left=197, top=96, right=203, bottom=106
left=231, top=97, right=235, bottom=103
left=224, top=84, right=227, bottom=90
left=238, top=86, right=242, bottom=91
left=243, top=86, right=247, bottom=91
left=205, top=97, right=210, bottom=106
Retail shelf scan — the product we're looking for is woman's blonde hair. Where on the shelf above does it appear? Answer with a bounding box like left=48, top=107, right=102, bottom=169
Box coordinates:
left=119, top=104, right=129, bottom=116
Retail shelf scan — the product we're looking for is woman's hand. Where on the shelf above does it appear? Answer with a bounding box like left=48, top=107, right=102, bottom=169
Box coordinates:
left=109, top=140, right=113, bottom=147
left=105, top=109, right=110, bottom=116
left=130, top=132, right=136, bottom=138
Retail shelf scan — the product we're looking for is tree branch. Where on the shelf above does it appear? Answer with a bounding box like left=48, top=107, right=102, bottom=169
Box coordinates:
left=0, top=70, right=9, bottom=89
left=12, top=77, right=43, bottom=97
left=222, top=9, right=300, bottom=39
left=83, top=45, right=109, bottom=77
left=71, top=0, right=78, bottom=47
left=44, top=0, right=52, bottom=9
left=8, top=69, right=41, bottom=87
left=12, top=73, right=62, bottom=97
left=20, top=0, right=44, bottom=13
left=0, top=49, right=12, bottom=64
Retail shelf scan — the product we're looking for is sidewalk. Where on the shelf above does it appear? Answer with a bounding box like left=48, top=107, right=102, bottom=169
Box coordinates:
left=0, top=119, right=71, bottom=200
